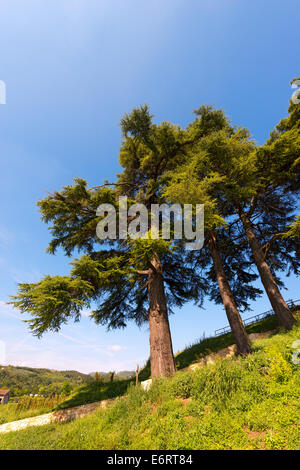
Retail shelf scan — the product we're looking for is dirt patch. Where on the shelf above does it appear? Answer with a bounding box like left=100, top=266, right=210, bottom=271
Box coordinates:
left=247, top=430, right=267, bottom=439
left=175, top=397, right=192, bottom=408
left=244, top=425, right=267, bottom=449
left=150, top=402, right=157, bottom=414
left=184, top=415, right=198, bottom=426
left=248, top=330, right=276, bottom=341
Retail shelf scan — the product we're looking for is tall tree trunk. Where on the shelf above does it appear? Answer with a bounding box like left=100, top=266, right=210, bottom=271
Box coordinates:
left=239, top=211, right=295, bottom=330
left=148, top=256, right=176, bottom=378
left=208, top=232, right=251, bottom=355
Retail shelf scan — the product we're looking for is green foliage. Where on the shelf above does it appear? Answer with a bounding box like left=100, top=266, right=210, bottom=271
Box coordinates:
left=163, top=163, right=226, bottom=231
left=60, top=382, right=73, bottom=397
left=264, top=346, right=293, bottom=384
left=282, top=214, right=300, bottom=238
left=168, top=371, right=193, bottom=399
left=38, top=178, right=114, bottom=256
left=9, top=276, right=94, bottom=337
left=163, top=103, right=300, bottom=312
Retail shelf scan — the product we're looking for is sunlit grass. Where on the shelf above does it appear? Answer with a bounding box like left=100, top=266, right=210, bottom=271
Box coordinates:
left=0, top=395, right=63, bottom=425
left=1, top=318, right=299, bottom=450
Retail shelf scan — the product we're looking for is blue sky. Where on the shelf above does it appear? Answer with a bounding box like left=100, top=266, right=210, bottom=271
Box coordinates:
left=0, top=0, right=299, bottom=373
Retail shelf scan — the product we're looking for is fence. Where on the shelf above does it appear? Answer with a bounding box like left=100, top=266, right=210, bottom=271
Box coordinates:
left=214, top=299, right=300, bottom=337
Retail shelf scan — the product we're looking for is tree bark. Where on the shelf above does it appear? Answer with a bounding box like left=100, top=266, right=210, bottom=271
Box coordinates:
left=148, top=256, right=176, bottom=378
left=239, top=211, right=295, bottom=330
left=208, top=232, right=252, bottom=355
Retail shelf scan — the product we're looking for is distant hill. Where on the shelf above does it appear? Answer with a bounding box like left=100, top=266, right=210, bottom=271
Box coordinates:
left=0, top=365, right=92, bottom=396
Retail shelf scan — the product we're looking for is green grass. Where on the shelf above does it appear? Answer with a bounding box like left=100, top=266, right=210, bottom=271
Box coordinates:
left=0, top=318, right=299, bottom=450
left=174, top=312, right=280, bottom=370
left=57, top=379, right=131, bottom=410
left=1, top=309, right=298, bottom=421
left=0, top=396, right=63, bottom=425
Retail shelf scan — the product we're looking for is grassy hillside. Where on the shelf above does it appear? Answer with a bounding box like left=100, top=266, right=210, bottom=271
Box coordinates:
left=139, top=312, right=282, bottom=381
left=0, top=365, right=92, bottom=396
left=0, top=395, right=64, bottom=425
left=0, top=317, right=299, bottom=450
left=57, top=378, right=132, bottom=410
left=59, top=310, right=296, bottom=408
left=2, top=310, right=297, bottom=412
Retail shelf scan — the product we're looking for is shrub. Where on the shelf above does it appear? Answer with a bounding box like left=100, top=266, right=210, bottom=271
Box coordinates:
left=264, top=345, right=292, bottom=383
left=169, top=371, right=193, bottom=398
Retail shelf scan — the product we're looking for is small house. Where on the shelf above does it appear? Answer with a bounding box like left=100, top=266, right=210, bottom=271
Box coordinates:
left=0, top=389, right=10, bottom=404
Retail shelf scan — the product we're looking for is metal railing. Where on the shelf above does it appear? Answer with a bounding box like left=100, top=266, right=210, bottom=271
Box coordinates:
left=214, top=299, right=300, bottom=337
